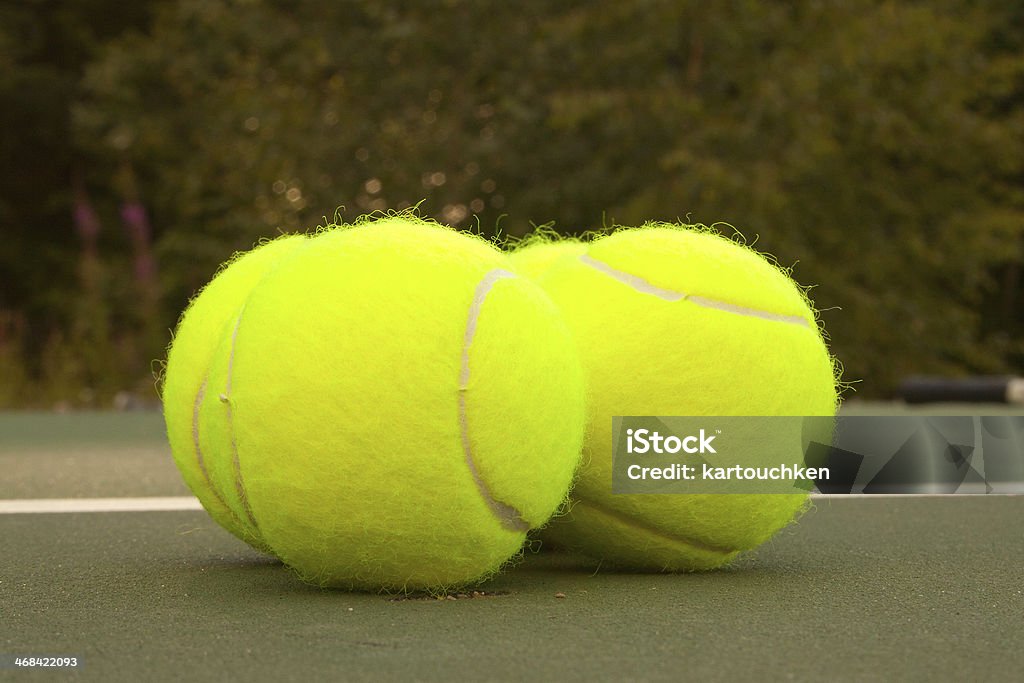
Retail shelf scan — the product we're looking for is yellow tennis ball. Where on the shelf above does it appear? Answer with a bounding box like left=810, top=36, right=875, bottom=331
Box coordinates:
left=163, top=235, right=306, bottom=551
left=164, top=216, right=586, bottom=591
left=509, top=224, right=838, bottom=570
left=507, top=236, right=587, bottom=278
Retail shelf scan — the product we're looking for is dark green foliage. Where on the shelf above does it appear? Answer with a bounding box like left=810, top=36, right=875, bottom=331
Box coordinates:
left=1, top=0, right=1021, bottom=406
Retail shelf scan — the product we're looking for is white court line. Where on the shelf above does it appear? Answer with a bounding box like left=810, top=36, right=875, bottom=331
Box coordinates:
left=811, top=492, right=1023, bottom=499
left=0, top=497, right=203, bottom=514
left=0, top=493, right=1022, bottom=515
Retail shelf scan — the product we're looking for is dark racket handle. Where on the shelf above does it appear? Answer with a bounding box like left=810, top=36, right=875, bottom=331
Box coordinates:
left=899, top=376, right=1024, bottom=405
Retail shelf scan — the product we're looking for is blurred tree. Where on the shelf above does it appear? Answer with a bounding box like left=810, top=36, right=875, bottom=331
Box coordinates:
left=1, top=0, right=1021, bottom=404
left=74, top=0, right=591, bottom=309
left=536, top=0, right=1024, bottom=390
left=0, top=0, right=162, bottom=406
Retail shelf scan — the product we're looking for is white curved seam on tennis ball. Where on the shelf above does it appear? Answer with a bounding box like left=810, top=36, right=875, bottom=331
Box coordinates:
left=219, top=306, right=262, bottom=533
left=460, top=268, right=531, bottom=534
left=687, top=295, right=810, bottom=327
left=208, top=236, right=315, bottom=541
left=190, top=375, right=235, bottom=513
left=579, top=254, right=810, bottom=327
left=579, top=254, right=685, bottom=301
left=575, top=497, right=738, bottom=557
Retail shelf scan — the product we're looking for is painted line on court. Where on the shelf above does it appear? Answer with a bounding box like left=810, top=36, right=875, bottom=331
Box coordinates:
left=0, top=497, right=203, bottom=514
left=1, top=493, right=1022, bottom=515
left=811, top=492, right=1023, bottom=499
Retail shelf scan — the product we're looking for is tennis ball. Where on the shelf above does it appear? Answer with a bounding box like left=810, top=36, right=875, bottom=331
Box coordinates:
left=163, top=235, right=306, bottom=551
left=508, top=237, right=587, bottom=278
left=509, top=224, right=838, bottom=570
left=163, top=216, right=586, bottom=591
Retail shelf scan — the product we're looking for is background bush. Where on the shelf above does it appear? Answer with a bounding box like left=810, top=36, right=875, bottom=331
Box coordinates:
left=1, top=0, right=1022, bottom=407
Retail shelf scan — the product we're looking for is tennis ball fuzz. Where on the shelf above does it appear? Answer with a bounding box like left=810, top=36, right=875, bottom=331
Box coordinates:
left=163, top=217, right=586, bottom=591
left=510, top=225, right=838, bottom=571
left=163, top=235, right=306, bottom=551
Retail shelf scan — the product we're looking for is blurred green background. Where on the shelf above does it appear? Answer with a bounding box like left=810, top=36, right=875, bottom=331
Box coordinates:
left=1, top=0, right=1022, bottom=408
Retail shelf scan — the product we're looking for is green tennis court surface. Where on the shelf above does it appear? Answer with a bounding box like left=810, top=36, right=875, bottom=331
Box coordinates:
left=2, top=409, right=1022, bottom=681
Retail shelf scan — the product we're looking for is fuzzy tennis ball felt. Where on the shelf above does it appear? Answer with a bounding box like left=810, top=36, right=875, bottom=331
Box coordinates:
left=510, top=224, right=839, bottom=570
left=163, top=235, right=306, bottom=551
left=163, top=216, right=586, bottom=591
left=508, top=236, right=587, bottom=276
